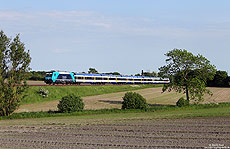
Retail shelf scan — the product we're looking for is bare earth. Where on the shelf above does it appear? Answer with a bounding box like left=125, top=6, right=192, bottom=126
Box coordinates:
left=16, top=87, right=230, bottom=113
left=0, top=116, right=229, bottom=148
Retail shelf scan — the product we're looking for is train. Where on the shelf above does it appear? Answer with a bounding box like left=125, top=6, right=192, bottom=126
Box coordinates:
left=44, top=70, right=170, bottom=85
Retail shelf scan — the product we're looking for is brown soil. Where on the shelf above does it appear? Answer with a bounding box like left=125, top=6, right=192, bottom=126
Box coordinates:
left=0, top=116, right=229, bottom=148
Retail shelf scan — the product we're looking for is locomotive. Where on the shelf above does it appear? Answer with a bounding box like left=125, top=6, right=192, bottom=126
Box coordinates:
left=44, top=70, right=170, bottom=85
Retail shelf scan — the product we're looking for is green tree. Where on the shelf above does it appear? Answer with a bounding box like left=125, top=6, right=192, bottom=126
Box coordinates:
left=143, top=71, right=158, bottom=77
left=159, top=49, right=216, bottom=103
left=104, top=72, right=121, bottom=75
left=88, top=67, right=98, bottom=74
left=57, top=94, right=84, bottom=113
left=0, top=30, right=31, bottom=116
left=207, top=70, right=229, bottom=87
left=28, top=71, right=46, bottom=81
left=122, top=92, right=147, bottom=110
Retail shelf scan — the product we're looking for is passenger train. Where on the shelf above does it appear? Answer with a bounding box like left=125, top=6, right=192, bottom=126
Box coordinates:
left=45, top=70, right=170, bottom=85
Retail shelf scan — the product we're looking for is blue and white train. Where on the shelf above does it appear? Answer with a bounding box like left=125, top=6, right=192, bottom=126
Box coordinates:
left=45, top=70, right=170, bottom=85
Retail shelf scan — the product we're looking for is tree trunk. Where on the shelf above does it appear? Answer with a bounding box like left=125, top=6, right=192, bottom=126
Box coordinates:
left=186, top=85, right=189, bottom=101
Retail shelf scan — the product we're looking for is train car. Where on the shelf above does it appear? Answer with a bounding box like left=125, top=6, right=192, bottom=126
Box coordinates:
left=74, top=73, right=169, bottom=84
left=45, top=71, right=170, bottom=85
left=45, top=71, right=75, bottom=84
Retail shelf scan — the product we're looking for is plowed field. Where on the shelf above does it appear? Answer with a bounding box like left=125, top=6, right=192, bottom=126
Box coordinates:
left=0, top=116, right=229, bottom=148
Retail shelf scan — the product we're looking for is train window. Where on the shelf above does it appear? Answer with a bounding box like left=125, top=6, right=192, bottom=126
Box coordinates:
left=46, top=73, right=52, bottom=77
left=134, top=79, right=141, bottom=81
left=117, top=78, right=126, bottom=81
left=57, top=74, right=72, bottom=79
left=109, top=78, right=116, bottom=80
left=102, top=77, right=108, bottom=80
left=85, top=77, right=94, bottom=80
left=96, top=77, right=102, bottom=80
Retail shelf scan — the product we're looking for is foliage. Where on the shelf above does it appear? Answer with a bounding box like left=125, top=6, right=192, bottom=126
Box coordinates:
left=159, top=49, right=216, bottom=103
left=103, top=72, right=121, bottom=75
left=122, top=92, right=147, bottom=110
left=176, top=97, right=189, bottom=107
left=57, top=94, right=84, bottom=113
left=88, top=68, right=98, bottom=74
left=38, top=87, right=49, bottom=98
left=0, top=30, right=31, bottom=116
left=28, top=71, right=46, bottom=81
left=207, top=70, right=230, bottom=87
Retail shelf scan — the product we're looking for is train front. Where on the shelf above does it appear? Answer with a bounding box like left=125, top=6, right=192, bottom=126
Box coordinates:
left=44, top=72, right=53, bottom=84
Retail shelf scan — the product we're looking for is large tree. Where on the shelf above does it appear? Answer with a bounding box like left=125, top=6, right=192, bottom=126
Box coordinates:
left=0, top=30, right=31, bottom=116
left=159, top=49, right=216, bottom=103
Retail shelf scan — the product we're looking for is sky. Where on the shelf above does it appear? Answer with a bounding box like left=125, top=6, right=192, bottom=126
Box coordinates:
left=0, top=0, right=230, bottom=75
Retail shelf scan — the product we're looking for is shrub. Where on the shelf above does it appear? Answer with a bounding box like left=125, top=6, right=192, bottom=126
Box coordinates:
left=38, top=87, right=49, bottom=98
left=176, top=97, right=189, bottom=107
left=122, top=92, right=147, bottom=110
left=57, top=94, right=84, bottom=113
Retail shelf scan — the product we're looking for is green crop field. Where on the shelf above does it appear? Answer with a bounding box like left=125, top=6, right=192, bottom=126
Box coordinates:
left=22, top=84, right=162, bottom=105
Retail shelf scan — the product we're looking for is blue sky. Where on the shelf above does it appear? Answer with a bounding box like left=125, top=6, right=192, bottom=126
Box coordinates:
left=1, top=0, right=230, bottom=75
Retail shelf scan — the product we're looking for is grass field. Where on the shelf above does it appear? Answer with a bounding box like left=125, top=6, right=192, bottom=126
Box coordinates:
left=2, top=102, right=230, bottom=120
left=17, top=86, right=230, bottom=113
left=22, top=84, right=161, bottom=105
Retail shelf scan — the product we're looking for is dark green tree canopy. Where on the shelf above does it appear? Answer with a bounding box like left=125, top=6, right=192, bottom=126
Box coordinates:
left=0, top=30, right=31, bottom=116
left=88, top=67, right=98, bottom=74
left=159, top=49, right=216, bottom=103
left=207, top=70, right=229, bottom=87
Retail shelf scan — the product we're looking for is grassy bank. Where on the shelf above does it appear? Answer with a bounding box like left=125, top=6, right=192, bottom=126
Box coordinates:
left=2, top=102, right=230, bottom=120
left=22, top=84, right=162, bottom=105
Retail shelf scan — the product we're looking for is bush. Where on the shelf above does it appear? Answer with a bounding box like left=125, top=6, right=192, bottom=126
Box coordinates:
left=57, top=94, right=84, bottom=113
left=122, top=92, right=147, bottom=110
left=176, top=97, right=189, bottom=107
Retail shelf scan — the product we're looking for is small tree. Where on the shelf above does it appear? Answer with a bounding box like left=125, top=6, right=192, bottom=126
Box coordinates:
left=122, top=92, right=147, bottom=110
left=159, top=49, right=216, bottom=103
left=57, top=94, right=84, bottom=113
left=88, top=68, right=98, bottom=74
left=0, top=30, right=31, bottom=116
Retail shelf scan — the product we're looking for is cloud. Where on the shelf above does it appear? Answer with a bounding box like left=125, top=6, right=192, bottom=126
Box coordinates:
left=1, top=10, right=230, bottom=41
left=0, top=11, right=34, bottom=20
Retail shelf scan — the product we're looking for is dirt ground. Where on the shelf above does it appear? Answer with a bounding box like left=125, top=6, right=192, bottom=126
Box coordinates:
left=0, top=116, right=229, bottom=148
left=16, top=87, right=230, bottom=113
